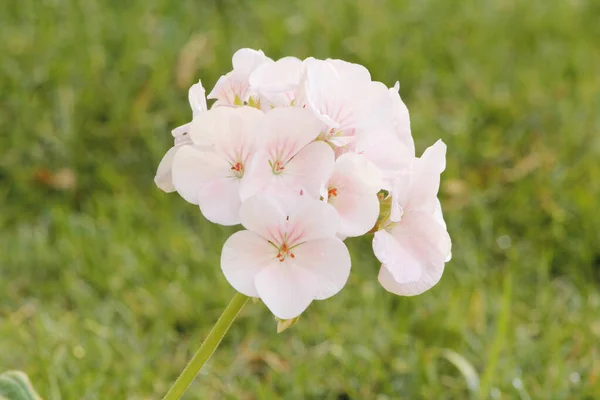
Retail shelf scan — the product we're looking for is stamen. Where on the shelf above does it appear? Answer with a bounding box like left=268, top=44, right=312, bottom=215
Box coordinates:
left=328, top=187, right=338, bottom=198
left=271, top=160, right=285, bottom=174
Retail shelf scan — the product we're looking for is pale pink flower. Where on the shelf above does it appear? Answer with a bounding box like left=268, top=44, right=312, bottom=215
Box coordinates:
left=240, top=107, right=335, bottom=201
left=170, top=106, right=263, bottom=225
left=221, top=195, right=351, bottom=319
left=155, top=80, right=207, bottom=192
left=208, top=48, right=272, bottom=107
left=372, top=140, right=452, bottom=296
left=249, top=56, right=303, bottom=109
left=322, top=153, right=383, bottom=237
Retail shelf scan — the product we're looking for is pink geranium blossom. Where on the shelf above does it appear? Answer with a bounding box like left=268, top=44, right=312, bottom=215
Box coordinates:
left=372, top=140, right=452, bottom=296
left=240, top=107, right=335, bottom=201
left=221, top=195, right=351, bottom=319
left=171, top=106, right=263, bottom=225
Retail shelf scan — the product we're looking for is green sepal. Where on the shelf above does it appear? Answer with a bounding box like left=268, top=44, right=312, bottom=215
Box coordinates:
left=275, top=316, right=301, bottom=333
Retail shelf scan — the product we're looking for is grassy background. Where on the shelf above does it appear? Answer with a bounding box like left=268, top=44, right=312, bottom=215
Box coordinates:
left=2, top=0, right=600, bottom=398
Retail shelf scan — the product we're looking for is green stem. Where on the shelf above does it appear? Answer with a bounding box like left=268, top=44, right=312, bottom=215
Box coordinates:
left=163, top=292, right=249, bottom=400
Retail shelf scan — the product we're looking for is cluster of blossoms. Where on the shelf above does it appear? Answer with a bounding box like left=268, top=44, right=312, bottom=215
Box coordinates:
left=155, top=49, right=452, bottom=321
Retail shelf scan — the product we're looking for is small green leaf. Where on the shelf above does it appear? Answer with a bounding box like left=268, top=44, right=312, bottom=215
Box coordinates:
left=0, top=371, right=42, bottom=400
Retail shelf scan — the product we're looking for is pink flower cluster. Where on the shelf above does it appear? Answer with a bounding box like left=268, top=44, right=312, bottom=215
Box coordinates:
left=156, top=49, right=451, bottom=320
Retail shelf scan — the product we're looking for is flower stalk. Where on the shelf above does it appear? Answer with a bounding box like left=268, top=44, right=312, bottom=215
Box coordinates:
left=163, top=292, right=249, bottom=400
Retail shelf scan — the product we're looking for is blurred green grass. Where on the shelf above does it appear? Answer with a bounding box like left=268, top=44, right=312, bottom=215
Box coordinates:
left=1, top=0, right=600, bottom=398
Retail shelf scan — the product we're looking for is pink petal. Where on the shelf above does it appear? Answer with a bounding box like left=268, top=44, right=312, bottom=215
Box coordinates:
left=255, top=261, right=318, bottom=319
left=356, top=127, right=413, bottom=188
left=326, top=59, right=372, bottom=81
left=372, top=230, right=422, bottom=284
left=197, top=177, right=242, bottom=226
left=292, top=237, right=351, bottom=300
left=206, top=73, right=239, bottom=104
left=171, top=146, right=229, bottom=205
left=286, top=198, right=340, bottom=243
left=249, top=56, right=302, bottom=94
left=257, top=107, right=323, bottom=159
left=405, top=140, right=446, bottom=213
left=239, top=150, right=275, bottom=201
left=188, top=80, right=207, bottom=117
left=377, top=261, right=444, bottom=296
left=330, top=191, right=380, bottom=237
left=239, top=195, right=287, bottom=242
left=155, top=145, right=180, bottom=193
left=389, top=82, right=414, bottom=154
left=434, top=199, right=452, bottom=262
left=375, top=199, right=450, bottom=297
left=221, top=230, right=277, bottom=297
left=284, top=141, right=335, bottom=199
left=232, top=48, right=272, bottom=76
left=390, top=210, right=451, bottom=267
left=332, top=152, right=383, bottom=194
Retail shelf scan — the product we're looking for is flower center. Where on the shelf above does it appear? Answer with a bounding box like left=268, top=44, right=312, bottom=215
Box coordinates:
left=327, top=187, right=338, bottom=198
left=230, top=162, right=244, bottom=178
left=269, top=159, right=285, bottom=174
left=276, top=242, right=295, bottom=262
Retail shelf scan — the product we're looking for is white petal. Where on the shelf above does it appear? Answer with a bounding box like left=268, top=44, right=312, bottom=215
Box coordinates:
left=249, top=56, right=302, bottom=94
left=390, top=169, right=411, bottom=221
left=255, top=261, right=317, bottom=319
left=331, top=191, right=380, bottom=237
left=171, top=146, right=229, bottom=205
left=372, top=230, right=422, bottom=284
left=232, top=48, right=272, bottom=76
left=256, top=107, right=323, bottom=155
left=374, top=210, right=450, bottom=296
left=221, top=230, right=276, bottom=297
left=389, top=82, right=414, bottom=153
left=434, top=199, right=452, bottom=262
left=333, top=152, right=383, bottom=194
left=406, top=139, right=447, bottom=213
left=284, top=141, right=335, bottom=199
left=239, top=150, right=275, bottom=201
left=292, top=237, right=351, bottom=300
left=197, top=177, right=242, bottom=226
left=239, top=195, right=287, bottom=241
left=378, top=260, right=444, bottom=296
left=286, top=198, right=340, bottom=243
left=390, top=210, right=451, bottom=268
left=326, top=59, right=371, bottom=81
left=154, top=145, right=180, bottom=193
left=188, top=106, right=262, bottom=157
left=356, top=127, right=413, bottom=188
left=206, top=73, right=237, bottom=104
left=189, top=80, right=207, bottom=117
